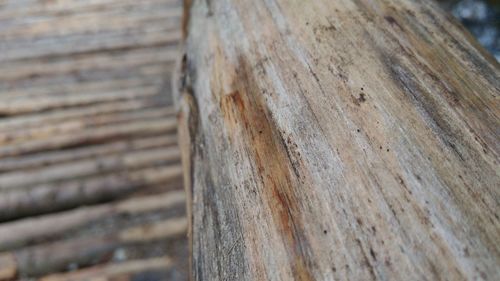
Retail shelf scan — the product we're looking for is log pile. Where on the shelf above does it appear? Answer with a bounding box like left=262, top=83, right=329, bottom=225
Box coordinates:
left=0, top=0, right=186, bottom=280
left=177, top=0, right=500, bottom=280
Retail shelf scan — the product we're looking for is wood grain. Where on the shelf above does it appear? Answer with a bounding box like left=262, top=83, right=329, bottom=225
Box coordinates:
left=177, top=0, right=500, bottom=280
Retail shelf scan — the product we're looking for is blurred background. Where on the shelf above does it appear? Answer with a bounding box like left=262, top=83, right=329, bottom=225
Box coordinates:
left=438, top=0, right=500, bottom=61
left=0, top=0, right=187, bottom=280
left=0, top=0, right=497, bottom=280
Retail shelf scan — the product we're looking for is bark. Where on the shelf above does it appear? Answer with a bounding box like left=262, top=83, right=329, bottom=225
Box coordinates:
left=178, top=0, right=500, bottom=280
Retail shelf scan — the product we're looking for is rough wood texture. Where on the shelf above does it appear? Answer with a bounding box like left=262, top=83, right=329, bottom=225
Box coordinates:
left=177, top=0, right=500, bottom=280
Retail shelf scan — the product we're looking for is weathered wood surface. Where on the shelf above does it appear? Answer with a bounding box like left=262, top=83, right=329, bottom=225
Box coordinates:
left=177, top=0, right=500, bottom=280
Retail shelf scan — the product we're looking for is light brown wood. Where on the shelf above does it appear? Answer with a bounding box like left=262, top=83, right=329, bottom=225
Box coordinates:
left=38, top=256, right=173, bottom=281
left=0, top=118, right=177, bottom=158
left=0, top=7, right=181, bottom=40
left=0, top=108, right=176, bottom=145
left=0, top=190, right=186, bottom=251
left=0, top=47, right=178, bottom=83
left=1, top=217, right=186, bottom=278
left=0, top=77, right=160, bottom=100
left=0, top=165, right=183, bottom=221
left=0, top=28, right=182, bottom=61
left=0, top=0, right=180, bottom=19
left=0, top=135, right=177, bottom=173
left=0, top=254, right=15, bottom=280
left=0, top=0, right=187, bottom=279
left=178, top=0, right=500, bottom=280
left=0, top=86, right=161, bottom=116
left=0, top=63, right=170, bottom=93
left=0, top=99, right=161, bottom=132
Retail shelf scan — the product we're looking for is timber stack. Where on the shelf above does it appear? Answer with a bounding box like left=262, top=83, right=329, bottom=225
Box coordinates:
left=0, top=0, right=187, bottom=280
left=177, top=0, right=499, bottom=280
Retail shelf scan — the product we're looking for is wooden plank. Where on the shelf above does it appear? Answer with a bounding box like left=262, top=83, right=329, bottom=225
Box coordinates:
left=0, top=146, right=180, bottom=190
left=0, top=86, right=161, bottom=116
left=0, top=46, right=178, bottom=82
left=0, top=135, right=177, bottom=173
left=0, top=190, right=185, bottom=251
left=0, top=164, right=183, bottom=221
left=0, top=75, right=162, bottom=99
left=0, top=98, right=160, bottom=132
left=0, top=0, right=186, bottom=279
left=0, top=27, right=181, bottom=61
left=38, top=256, right=173, bottom=281
left=4, top=217, right=186, bottom=278
left=178, top=0, right=500, bottom=280
left=0, top=8, right=182, bottom=41
left=0, top=108, right=176, bottom=144
left=0, top=63, right=170, bottom=92
left=0, top=117, right=177, bottom=157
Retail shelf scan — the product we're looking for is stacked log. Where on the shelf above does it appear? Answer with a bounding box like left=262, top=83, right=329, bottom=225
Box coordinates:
left=39, top=257, right=175, bottom=281
left=0, top=196, right=187, bottom=279
left=0, top=0, right=187, bottom=279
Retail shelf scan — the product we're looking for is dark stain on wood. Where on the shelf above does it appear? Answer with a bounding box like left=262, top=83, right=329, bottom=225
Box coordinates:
left=384, top=15, right=404, bottom=31
left=219, top=56, right=315, bottom=281
left=383, top=53, right=469, bottom=162
left=352, top=92, right=367, bottom=106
